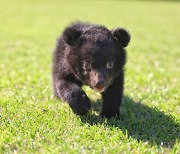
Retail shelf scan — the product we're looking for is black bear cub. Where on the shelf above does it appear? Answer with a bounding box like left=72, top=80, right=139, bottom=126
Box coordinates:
left=53, top=21, right=130, bottom=118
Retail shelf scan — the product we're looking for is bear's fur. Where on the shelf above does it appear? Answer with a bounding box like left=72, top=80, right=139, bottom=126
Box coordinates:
left=52, top=21, right=130, bottom=118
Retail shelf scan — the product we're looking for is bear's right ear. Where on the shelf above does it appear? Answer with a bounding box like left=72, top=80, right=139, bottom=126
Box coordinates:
left=63, top=27, right=82, bottom=46
left=112, top=28, right=131, bottom=47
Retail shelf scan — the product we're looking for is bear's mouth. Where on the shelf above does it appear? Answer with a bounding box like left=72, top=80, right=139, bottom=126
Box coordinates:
left=93, top=85, right=106, bottom=92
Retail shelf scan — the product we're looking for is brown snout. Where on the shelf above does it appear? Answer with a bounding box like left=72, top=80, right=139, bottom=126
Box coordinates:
left=89, top=69, right=106, bottom=92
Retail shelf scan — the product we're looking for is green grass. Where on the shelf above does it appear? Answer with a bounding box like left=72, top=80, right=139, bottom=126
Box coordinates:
left=0, top=0, right=180, bottom=153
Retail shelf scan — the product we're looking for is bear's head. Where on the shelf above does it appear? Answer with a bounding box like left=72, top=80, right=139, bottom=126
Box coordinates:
left=63, top=22, right=130, bottom=92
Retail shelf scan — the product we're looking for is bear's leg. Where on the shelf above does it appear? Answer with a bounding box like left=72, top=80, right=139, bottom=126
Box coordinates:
left=53, top=80, right=60, bottom=99
left=55, top=80, right=91, bottom=115
left=101, top=75, right=124, bottom=118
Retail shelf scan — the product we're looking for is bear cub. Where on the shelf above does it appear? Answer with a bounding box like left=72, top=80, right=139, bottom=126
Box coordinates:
left=52, top=21, right=130, bottom=118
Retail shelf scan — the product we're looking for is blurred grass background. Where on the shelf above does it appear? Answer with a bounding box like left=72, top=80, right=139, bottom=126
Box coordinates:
left=0, top=0, right=180, bottom=153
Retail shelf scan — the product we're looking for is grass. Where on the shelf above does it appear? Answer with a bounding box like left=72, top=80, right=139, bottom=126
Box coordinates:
left=0, top=0, right=180, bottom=153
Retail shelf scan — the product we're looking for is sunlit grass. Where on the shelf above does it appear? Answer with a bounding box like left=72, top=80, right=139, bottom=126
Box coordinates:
left=0, top=0, right=179, bottom=153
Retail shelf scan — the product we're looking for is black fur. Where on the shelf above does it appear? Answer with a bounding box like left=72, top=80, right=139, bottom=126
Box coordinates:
left=52, top=21, right=130, bottom=118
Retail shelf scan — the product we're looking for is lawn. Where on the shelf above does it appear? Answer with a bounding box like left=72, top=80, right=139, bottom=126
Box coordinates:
left=0, top=0, right=180, bottom=153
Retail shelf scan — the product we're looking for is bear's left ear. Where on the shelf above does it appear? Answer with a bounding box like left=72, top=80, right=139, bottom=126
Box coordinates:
left=112, top=28, right=131, bottom=47
left=63, top=27, right=82, bottom=46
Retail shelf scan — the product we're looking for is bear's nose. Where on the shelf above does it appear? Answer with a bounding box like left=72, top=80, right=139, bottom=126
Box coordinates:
left=96, top=80, right=105, bottom=87
left=94, top=80, right=106, bottom=92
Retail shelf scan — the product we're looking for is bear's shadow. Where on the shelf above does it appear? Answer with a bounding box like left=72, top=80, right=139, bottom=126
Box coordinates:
left=80, top=96, right=180, bottom=147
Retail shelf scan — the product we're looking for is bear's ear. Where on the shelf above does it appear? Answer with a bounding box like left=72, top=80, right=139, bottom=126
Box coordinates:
left=112, top=28, right=131, bottom=47
left=63, top=27, right=82, bottom=46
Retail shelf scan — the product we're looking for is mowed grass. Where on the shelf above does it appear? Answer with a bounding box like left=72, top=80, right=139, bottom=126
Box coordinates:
left=0, top=0, right=180, bottom=153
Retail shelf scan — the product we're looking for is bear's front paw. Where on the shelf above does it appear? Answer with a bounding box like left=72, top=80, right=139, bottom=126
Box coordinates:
left=100, top=112, right=120, bottom=119
left=69, top=93, right=91, bottom=115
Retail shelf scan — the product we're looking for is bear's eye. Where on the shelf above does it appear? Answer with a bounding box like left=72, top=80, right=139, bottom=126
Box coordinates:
left=106, top=61, right=113, bottom=69
left=83, top=62, right=91, bottom=71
